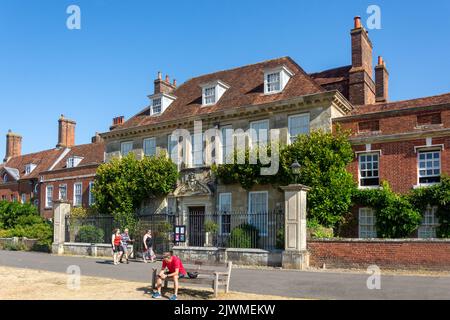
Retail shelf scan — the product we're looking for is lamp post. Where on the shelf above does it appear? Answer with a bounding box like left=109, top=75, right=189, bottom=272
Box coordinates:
left=290, top=160, right=301, bottom=184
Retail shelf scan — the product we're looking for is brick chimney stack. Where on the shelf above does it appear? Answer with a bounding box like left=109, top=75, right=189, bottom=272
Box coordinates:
left=154, top=71, right=176, bottom=94
left=349, top=16, right=376, bottom=106
left=4, top=130, right=22, bottom=163
left=110, top=116, right=125, bottom=131
left=91, top=132, right=104, bottom=144
left=375, top=56, right=389, bottom=103
left=57, top=115, right=76, bottom=148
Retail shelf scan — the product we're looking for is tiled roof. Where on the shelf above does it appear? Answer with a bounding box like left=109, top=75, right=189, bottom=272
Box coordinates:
left=49, top=142, right=105, bottom=171
left=309, top=65, right=351, bottom=85
left=3, top=148, right=65, bottom=179
left=349, top=92, right=450, bottom=116
left=115, top=57, right=325, bottom=130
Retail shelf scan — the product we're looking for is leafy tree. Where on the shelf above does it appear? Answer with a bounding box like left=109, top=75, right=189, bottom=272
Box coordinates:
left=93, top=153, right=178, bottom=232
left=0, top=201, right=53, bottom=251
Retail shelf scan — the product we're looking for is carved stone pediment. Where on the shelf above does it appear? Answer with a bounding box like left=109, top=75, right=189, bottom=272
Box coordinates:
left=173, top=171, right=213, bottom=197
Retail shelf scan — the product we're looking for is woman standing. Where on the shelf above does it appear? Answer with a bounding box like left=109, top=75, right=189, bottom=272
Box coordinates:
left=111, top=228, right=123, bottom=265
left=143, top=230, right=155, bottom=263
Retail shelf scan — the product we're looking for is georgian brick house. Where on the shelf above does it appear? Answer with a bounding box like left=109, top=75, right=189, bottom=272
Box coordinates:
left=100, top=16, right=449, bottom=242
left=0, top=116, right=104, bottom=219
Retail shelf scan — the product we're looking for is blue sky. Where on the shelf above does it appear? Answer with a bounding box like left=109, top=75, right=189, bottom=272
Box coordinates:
left=0, top=0, right=449, bottom=155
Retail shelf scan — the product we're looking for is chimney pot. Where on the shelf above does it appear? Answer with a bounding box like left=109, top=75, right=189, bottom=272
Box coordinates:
left=165, top=75, right=170, bottom=83
left=375, top=56, right=389, bottom=103
left=173, top=79, right=177, bottom=87
left=57, top=116, right=76, bottom=148
left=4, top=130, right=22, bottom=162
left=354, top=16, right=362, bottom=29
left=158, top=71, right=162, bottom=80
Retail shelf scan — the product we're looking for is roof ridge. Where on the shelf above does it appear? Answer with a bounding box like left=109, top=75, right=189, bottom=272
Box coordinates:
left=309, top=65, right=352, bottom=76
left=6, top=147, right=60, bottom=161
left=361, top=92, right=450, bottom=108
left=185, top=56, right=292, bottom=82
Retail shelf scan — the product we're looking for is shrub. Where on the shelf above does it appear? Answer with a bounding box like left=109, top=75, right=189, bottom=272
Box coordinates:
left=409, top=176, right=450, bottom=238
left=228, top=224, right=260, bottom=248
left=78, top=225, right=105, bottom=244
left=354, top=182, right=422, bottom=238
left=276, top=227, right=284, bottom=250
left=307, top=219, right=334, bottom=239
left=204, top=220, right=219, bottom=234
left=3, top=242, right=28, bottom=251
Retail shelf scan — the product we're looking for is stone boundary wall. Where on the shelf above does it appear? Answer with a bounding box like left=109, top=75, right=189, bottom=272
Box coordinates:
left=172, top=246, right=283, bottom=267
left=308, top=239, right=450, bottom=270
left=0, top=237, right=38, bottom=250
left=62, top=242, right=112, bottom=257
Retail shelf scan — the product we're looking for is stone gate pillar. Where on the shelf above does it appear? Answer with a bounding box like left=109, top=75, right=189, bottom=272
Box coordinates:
left=280, top=184, right=310, bottom=270
left=52, top=200, right=71, bottom=255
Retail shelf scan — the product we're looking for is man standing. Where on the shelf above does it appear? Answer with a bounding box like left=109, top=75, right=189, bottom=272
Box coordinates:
left=152, top=251, right=187, bottom=300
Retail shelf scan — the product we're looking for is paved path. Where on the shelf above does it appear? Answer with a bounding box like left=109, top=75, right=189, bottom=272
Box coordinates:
left=1, top=250, right=449, bottom=300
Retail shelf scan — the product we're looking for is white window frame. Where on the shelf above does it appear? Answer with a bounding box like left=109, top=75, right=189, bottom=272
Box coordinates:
left=288, top=113, right=310, bottom=144
left=3, top=173, right=8, bottom=183
left=21, top=193, right=26, bottom=204
left=45, top=185, right=53, bottom=209
left=359, top=207, right=377, bottom=238
left=190, top=133, right=204, bottom=168
left=417, top=150, right=441, bottom=186
left=358, top=152, right=380, bottom=188
left=89, top=181, right=95, bottom=206
left=220, top=125, right=233, bottom=164
left=73, top=182, right=83, bottom=207
left=265, top=72, right=281, bottom=94
left=168, top=135, right=183, bottom=169
left=218, top=193, right=232, bottom=235
left=25, top=164, right=36, bottom=175
left=203, top=86, right=216, bottom=106
left=143, top=137, right=157, bottom=157
left=249, top=119, right=269, bottom=149
left=152, top=97, right=162, bottom=115
left=248, top=191, right=269, bottom=236
left=120, top=141, right=133, bottom=157
left=59, top=184, right=67, bottom=201
left=418, top=206, right=439, bottom=238
left=66, top=157, right=83, bottom=169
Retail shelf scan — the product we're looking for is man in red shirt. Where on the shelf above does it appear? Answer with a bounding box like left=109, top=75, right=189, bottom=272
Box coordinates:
left=152, top=251, right=187, bottom=300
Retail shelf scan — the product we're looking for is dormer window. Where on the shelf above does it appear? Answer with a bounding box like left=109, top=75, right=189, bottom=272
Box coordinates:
left=67, top=156, right=83, bottom=168
left=148, top=93, right=176, bottom=116
left=264, top=65, right=294, bottom=94
left=200, top=80, right=230, bottom=106
left=152, top=98, right=162, bottom=114
left=25, top=164, right=37, bottom=175
left=204, top=87, right=216, bottom=105
left=266, top=72, right=281, bottom=92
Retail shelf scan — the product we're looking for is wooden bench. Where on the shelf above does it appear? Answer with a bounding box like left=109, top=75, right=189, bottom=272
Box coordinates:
left=151, top=261, right=233, bottom=298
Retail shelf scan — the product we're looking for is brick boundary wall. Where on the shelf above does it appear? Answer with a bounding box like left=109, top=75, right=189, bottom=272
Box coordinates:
left=308, top=239, right=450, bottom=270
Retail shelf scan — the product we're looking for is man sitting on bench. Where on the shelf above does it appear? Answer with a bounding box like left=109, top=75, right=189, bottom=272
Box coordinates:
left=152, top=251, right=187, bottom=301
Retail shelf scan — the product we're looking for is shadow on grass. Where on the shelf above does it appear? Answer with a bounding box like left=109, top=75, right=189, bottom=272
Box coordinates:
left=136, top=286, right=213, bottom=300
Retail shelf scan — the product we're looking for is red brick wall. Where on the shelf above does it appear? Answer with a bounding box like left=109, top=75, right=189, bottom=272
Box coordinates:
left=308, top=240, right=450, bottom=270
left=346, top=136, right=450, bottom=194
left=0, top=179, right=37, bottom=203
left=40, top=166, right=98, bottom=219
left=336, top=107, right=450, bottom=194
